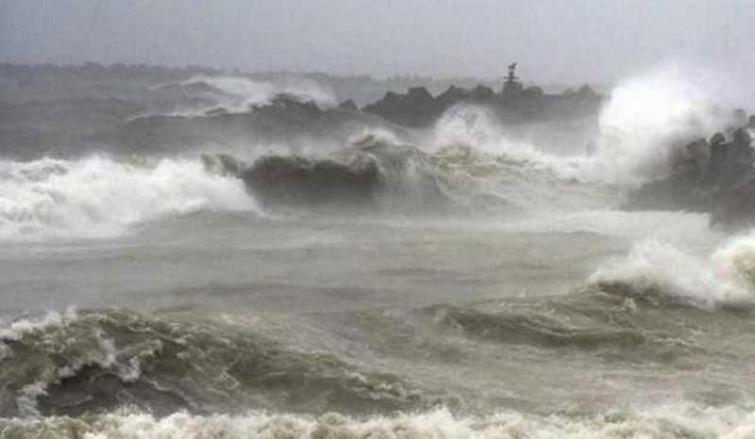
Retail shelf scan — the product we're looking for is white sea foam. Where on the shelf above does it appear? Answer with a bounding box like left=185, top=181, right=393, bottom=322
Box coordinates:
left=430, top=66, right=737, bottom=191
left=590, top=230, right=755, bottom=309
left=2, top=403, right=754, bottom=438
left=431, top=104, right=589, bottom=182
left=0, top=308, right=155, bottom=417
left=149, top=75, right=336, bottom=117
left=0, top=308, right=77, bottom=341
left=590, top=65, right=732, bottom=185
left=199, top=75, right=335, bottom=107
left=0, top=156, right=259, bottom=241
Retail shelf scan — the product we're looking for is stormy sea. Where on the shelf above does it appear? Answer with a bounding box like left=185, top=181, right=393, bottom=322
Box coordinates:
left=1, top=64, right=755, bottom=438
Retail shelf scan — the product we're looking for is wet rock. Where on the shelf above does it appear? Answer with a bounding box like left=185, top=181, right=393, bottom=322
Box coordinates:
left=627, top=126, right=755, bottom=229
left=436, top=85, right=467, bottom=106
left=363, top=86, right=443, bottom=126
left=468, top=84, right=495, bottom=100
left=337, top=99, right=358, bottom=111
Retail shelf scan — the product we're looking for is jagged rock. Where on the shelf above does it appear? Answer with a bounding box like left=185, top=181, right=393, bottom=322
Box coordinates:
left=115, top=93, right=400, bottom=154
left=356, top=64, right=603, bottom=127
left=627, top=126, right=755, bottom=229
left=251, top=93, right=323, bottom=117
left=576, top=85, right=598, bottom=99
left=523, top=86, right=544, bottom=97
left=468, top=85, right=495, bottom=100
left=338, top=99, right=358, bottom=111
left=436, top=85, right=467, bottom=106
left=363, top=86, right=443, bottom=126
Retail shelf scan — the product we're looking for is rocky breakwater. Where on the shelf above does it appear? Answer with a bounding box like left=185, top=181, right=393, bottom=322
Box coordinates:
left=626, top=117, right=755, bottom=229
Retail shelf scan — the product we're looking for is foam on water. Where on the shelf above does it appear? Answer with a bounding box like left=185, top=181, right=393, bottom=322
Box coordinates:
left=0, top=156, right=260, bottom=241
left=2, top=403, right=754, bottom=438
left=431, top=104, right=589, bottom=182
left=0, top=308, right=77, bottom=342
left=590, top=230, right=755, bottom=309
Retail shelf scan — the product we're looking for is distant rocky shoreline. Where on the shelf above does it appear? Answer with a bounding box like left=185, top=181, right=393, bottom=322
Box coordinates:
left=3, top=62, right=755, bottom=228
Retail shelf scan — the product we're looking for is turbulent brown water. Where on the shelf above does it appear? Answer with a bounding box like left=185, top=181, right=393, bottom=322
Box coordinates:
left=2, top=70, right=755, bottom=438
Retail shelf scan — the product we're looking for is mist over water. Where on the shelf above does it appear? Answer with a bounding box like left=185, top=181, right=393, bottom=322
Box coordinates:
left=2, top=63, right=755, bottom=438
left=148, top=75, right=337, bottom=117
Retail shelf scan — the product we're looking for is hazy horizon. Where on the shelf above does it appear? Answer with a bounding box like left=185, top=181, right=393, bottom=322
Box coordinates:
left=2, top=0, right=754, bottom=87
left=4, top=2, right=755, bottom=436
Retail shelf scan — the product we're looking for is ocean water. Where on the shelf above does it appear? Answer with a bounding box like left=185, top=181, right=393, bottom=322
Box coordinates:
left=1, top=70, right=755, bottom=438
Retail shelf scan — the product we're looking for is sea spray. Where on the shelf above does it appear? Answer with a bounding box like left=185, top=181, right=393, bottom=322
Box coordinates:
left=0, top=156, right=259, bottom=241
left=162, top=75, right=336, bottom=116
left=592, top=65, right=735, bottom=185
left=590, top=230, right=755, bottom=309
left=430, top=67, right=737, bottom=189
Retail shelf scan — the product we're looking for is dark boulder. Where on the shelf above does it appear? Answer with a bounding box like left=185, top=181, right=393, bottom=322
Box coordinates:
left=627, top=126, right=755, bottom=229
left=363, top=87, right=444, bottom=126
left=437, top=85, right=467, bottom=106
left=337, top=99, right=358, bottom=111
left=468, top=85, right=495, bottom=100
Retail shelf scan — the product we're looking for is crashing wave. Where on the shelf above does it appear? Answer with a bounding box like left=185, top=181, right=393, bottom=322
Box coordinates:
left=589, top=232, right=755, bottom=310
left=210, top=127, right=611, bottom=214
left=428, top=68, right=740, bottom=190
left=0, top=156, right=259, bottom=241
left=590, top=66, right=739, bottom=186
left=228, top=134, right=452, bottom=213
left=147, top=75, right=336, bottom=117
left=1, top=403, right=754, bottom=438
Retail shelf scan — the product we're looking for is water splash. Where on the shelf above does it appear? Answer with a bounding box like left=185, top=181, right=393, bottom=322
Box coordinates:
left=0, top=156, right=259, bottom=241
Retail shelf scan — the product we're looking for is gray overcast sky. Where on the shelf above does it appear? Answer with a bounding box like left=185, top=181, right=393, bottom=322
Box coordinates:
left=1, top=0, right=753, bottom=84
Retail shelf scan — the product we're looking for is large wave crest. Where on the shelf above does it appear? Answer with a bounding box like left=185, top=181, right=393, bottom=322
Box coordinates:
left=0, top=156, right=259, bottom=241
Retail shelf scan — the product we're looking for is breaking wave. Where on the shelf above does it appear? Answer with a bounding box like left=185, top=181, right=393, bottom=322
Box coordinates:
left=431, top=105, right=590, bottom=182
left=0, top=156, right=259, bottom=241
left=591, top=65, right=737, bottom=185
left=429, top=67, right=740, bottom=190
left=151, top=75, right=336, bottom=117
left=589, top=230, right=755, bottom=310
left=1, top=403, right=754, bottom=438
